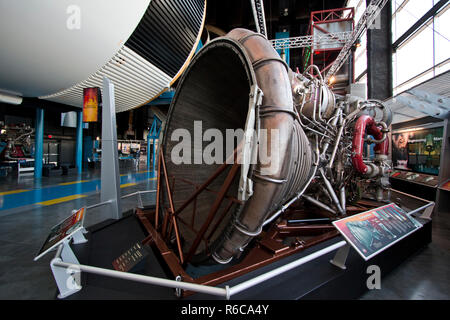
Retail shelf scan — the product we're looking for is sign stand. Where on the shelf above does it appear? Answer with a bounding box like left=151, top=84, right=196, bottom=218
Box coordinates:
left=34, top=207, right=88, bottom=299
left=50, top=228, right=87, bottom=299
left=332, top=203, right=423, bottom=261
left=329, top=243, right=350, bottom=270
left=72, top=227, right=88, bottom=244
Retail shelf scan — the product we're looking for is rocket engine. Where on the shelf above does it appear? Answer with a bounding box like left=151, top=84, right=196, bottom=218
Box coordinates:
left=159, top=28, right=393, bottom=266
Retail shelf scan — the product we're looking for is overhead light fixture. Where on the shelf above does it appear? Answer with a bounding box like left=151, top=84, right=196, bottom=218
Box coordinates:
left=355, top=39, right=361, bottom=47
left=328, top=75, right=336, bottom=85
left=352, top=39, right=362, bottom=51
left=0, top=92, right=22, bottom=105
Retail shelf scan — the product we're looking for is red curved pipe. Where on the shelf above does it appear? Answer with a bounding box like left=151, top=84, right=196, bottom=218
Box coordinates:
left=352, top=115, right=389, bottom=175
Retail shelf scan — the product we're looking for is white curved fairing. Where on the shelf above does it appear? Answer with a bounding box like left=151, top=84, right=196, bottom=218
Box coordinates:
left=0, top=0, right=150, bottom=97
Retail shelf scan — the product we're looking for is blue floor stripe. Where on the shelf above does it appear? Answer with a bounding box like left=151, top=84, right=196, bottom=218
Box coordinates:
left=0, top=171, right=156, bottom=211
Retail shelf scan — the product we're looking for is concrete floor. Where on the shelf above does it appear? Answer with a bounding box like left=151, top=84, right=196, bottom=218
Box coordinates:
left=360, top=208, right=450, bottom=300
left=0, top=166, right=157, bottom=299
left=0, top=168, right=448, bottom=299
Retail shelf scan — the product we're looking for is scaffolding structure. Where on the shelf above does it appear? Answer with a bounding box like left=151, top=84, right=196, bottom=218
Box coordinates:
left=325, top=0, right=389, bottom=82
left=302, top=7, right=355, bottom=94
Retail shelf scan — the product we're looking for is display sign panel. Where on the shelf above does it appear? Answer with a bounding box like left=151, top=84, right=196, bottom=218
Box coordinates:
left=61, top=111, right=89, bottom=129
left=112, top=242, right=149, bottom=272
left=35, top=207, right=86, bottom=261
left=61, top=111, right=77, bottom=128
left=83, top=87, right=99, bottom=122
left=392, top=126, right=443, bottom=175
left=121, top=143, right=131, bottom=154
left=441, top=179, right=450, bottom=191
left=130, top=143, right=140, bottom=150
left=333, top=203, right=422, bottom=260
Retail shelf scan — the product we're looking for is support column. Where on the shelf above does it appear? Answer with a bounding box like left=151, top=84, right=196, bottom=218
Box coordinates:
left=34, top=107, right=44, bottom=178
left=366, top=0, right=393, bottom=100
left=147, top=132, right=151, bottom=171
left=100, top=77, right=121, bottom=220
left=275, top=31, right=290, bottom=65
left=152, top=137, right=157, bottom=173
left=76, top=111, right=83, bottom=174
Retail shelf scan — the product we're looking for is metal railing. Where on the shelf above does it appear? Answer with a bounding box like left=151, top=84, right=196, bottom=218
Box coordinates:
left=49, top=187, right=434, bottom=299
left=121, top=189, right=156, bottom=209
left=85, top=190, right=156, bottom=211
left=51, top=239, right=347, bottom=299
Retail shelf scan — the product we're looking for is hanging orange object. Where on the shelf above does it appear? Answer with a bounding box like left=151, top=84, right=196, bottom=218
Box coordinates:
left=83, top=87, right=99, bottom=122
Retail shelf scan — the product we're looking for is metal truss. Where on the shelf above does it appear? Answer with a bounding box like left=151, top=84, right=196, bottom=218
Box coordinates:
left=270, top=31, right=353, bottom=50
left=324, top=0, right=389, bottom=82
left=250, top=0, right=268, bottom=38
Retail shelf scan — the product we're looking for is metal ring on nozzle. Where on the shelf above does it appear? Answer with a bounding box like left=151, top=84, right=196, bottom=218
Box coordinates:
left=364, top=100, right=393, bottom=126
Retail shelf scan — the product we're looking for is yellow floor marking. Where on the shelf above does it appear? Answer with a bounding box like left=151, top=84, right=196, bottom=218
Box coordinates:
left=0, top=189, right=30, bottom=196
left=121, top=171, right=151, bottom=176
left=58, top=180, right=89, bottom=186
left=120, top=183, right=138, bottom=188
left=37, top=194, right=87, bottom=206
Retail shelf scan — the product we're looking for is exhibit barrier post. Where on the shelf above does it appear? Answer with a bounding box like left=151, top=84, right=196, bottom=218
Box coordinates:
left=50, top=231, right=85, bottom=299
left=329, top=243, right=350, bottom=270
left=45, top=191, right=155, bottom=299
left=72, top=227, right=88, bottom=244
left=409, top=202, right=435, bottom=219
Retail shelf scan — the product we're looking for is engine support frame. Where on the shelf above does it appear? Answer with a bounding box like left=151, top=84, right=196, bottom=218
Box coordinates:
left=136, top=153, right=385, bottom=297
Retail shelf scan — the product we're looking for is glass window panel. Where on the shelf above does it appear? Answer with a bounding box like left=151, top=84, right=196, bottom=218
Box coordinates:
left=345, top=0, right=365, bottom=26
left=434, top=5, right=450, bottom=65
left=392, top=0, right=408, bottom=14
left=355, top=47, right=367, bottom=77
left=393, top=68, right=434, bottom=95
left=435, top=59, right=450, bottom=76
left=393, top=51, right=398, bottom=90
left=394, top=22, right=434, bottom=86
left=345, top=0, right=358, bottom=8
left=392, top=0, right=434, bottom=41
left=353, top=3, right=367, bottom=79
left=355, top=0, right=366, bottom=23
left=392, top=2, right=449, bottom=97
left=357, top=73, right=367, bottom=84
left=361, top=32, right=367, bottom=46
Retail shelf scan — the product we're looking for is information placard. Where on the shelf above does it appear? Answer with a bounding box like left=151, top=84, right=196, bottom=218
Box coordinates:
left=333, top=203, right=422, bottom=260
left=82, top=87, right=99, bottom=122
left=112, top=242, right=149, bottom=272
left=35, top=207, right=86, bottom=261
